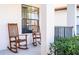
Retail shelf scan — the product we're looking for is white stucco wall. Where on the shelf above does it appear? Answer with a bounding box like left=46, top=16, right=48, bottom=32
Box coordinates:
left=0, top=4, right=22, bottom=50
left=55, top=10, right=67, bottom=26
left=55, top=6, right=79, bottom=26
left=55, top=4, right=78, bottom=36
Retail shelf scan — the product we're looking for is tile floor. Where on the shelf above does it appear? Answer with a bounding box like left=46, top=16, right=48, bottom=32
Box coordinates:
left=0, top=44, right=41, bottom=55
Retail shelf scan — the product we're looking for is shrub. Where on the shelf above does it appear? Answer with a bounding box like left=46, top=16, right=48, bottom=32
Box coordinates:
left=49, top=36, right=79, bottom=55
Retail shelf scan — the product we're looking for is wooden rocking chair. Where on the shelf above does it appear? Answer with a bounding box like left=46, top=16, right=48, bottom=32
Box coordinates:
left=32, top=25, right=41, bottom=46
left=8, top=23, right=28, bottom=53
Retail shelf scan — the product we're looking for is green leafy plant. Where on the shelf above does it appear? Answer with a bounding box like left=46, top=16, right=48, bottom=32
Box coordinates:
left=49, top=36, right=79, bottom=55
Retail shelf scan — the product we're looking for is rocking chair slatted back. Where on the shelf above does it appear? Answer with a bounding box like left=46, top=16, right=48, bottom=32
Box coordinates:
left=8, top=23, right=19, bottom=37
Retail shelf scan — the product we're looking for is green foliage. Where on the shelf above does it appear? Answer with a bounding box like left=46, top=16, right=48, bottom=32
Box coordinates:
left=50, top=36, right=79, bottom=55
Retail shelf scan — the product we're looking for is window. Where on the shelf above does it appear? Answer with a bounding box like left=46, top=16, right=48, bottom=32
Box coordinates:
left=77, top=25, right=79, bottom=35
left=22, top=4, right=39, bottom=33
left=54, top=26, right=73, bottom=39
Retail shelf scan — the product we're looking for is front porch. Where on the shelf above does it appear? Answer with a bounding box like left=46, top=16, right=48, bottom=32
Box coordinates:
left=0, top=43, right=41, bottom=55
left=0, top=4, right=42, bottom=55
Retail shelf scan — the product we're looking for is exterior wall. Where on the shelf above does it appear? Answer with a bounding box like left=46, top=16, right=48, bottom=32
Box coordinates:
left=0, top=4, right=21, bottom=50
left=55, top=4, right=77, bottom=36
left=55, top=10, right=67, bottom=26
left=55, top=7, right=79, bottom=26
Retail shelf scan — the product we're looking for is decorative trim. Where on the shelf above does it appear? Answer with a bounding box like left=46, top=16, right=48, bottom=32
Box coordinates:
left=55, top=5, right=79, bottom=11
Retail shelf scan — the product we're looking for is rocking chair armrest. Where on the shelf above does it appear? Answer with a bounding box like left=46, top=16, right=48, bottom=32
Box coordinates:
left=19, top=34, right=27, bottom=37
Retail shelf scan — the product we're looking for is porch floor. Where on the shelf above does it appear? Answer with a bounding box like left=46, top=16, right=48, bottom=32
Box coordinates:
left=0, top=44, right=41, bottom=55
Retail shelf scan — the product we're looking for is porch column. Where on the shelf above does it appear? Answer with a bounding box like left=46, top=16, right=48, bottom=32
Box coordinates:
left=40, top=4, right=55, bottom=55
left=67, top=4, right=77, bottom=35
left=46, top=4, right=55, bottom=54
left=40, top=4, right=47, bottom=55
